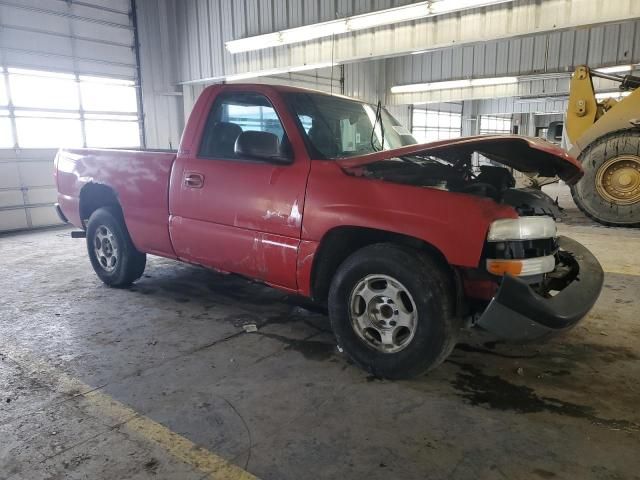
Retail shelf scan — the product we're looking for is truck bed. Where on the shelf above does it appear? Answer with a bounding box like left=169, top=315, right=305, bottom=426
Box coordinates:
left=55, top=148, right=177, bottom=258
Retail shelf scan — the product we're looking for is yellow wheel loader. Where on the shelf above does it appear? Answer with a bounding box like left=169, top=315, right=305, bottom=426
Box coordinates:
left=566, top=65, right=640, bottom=227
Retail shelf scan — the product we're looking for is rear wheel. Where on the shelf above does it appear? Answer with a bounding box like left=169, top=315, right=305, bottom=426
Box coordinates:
left=86, top=207, right=146, bottom=287
left=328, top=244, right=458, bottom=379
left=571, top=131, right=640, bottom=227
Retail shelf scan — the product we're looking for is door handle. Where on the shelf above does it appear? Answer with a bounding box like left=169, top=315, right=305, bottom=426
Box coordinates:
left=184, top=173, right=204, bottom=188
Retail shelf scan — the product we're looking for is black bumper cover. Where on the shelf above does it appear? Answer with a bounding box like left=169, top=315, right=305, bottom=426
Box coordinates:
left=476, top=236, right=604, bottom=341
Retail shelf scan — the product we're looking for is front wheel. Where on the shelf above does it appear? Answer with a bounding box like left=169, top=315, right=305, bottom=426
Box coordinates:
left=328, top=244, right=458, bottom=379
left=86, top=207, right=146, bottom=287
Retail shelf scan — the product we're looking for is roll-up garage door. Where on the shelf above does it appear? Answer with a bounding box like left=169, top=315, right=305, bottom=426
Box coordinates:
left=0, top=149, right=62, bottom=232
left=0, top=0, right=139, bottom=233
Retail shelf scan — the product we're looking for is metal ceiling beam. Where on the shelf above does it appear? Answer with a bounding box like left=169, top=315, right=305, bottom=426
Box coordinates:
left=390, top=74, right=624, bottom=105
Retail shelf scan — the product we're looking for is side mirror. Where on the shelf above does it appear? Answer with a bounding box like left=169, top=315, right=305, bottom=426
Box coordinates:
left=234, top=131, right=291, bottom=165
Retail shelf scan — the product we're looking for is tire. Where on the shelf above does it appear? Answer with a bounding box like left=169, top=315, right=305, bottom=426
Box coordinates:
left=570, top=131, right=640, bottom=227
left=86, top=207, right=146, bottom=287
left=328, top=243, right=458, bottom=379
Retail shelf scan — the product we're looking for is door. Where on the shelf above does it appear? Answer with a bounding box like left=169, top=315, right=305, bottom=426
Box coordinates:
left=169, top=91, right=309, bottom=289
left=0, top=149, right=65, bottom=232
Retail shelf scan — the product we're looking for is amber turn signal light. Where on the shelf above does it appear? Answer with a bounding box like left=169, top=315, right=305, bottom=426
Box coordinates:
left=486, top=255, right=556, bottom=277
left=486, top=259, right=523, bottom=276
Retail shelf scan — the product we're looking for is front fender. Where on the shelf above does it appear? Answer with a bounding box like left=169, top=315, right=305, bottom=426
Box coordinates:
left=302, top=161, right=518, bottom=268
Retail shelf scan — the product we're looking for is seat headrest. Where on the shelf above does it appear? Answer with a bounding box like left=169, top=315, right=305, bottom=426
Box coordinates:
left=201, top=121, right=243, bottom=157
left=234, top=131, right=280, bottom=158
left=212, top=121, right=243, bottom=137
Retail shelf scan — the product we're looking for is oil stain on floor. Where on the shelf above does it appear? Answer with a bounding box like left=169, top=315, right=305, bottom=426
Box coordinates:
left=449, top=361, right=640, bottom=433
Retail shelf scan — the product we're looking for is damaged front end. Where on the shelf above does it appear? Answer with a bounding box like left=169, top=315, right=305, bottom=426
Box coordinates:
left=476, top=236, right=603, bottom=340
left=463, top=213, right=603, bottom=341
left=339, top=135, right=603, bottom=341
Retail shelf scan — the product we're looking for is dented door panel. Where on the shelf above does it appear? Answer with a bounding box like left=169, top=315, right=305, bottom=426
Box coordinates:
left=169, top=215, right=299, bottom=288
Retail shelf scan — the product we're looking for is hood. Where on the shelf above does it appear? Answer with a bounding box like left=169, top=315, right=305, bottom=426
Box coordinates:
left=336, top=135, right=583, bottom=184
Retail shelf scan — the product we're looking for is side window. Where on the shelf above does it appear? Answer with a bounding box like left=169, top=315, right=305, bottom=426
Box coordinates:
left=199, top=93, right=287, bottom=159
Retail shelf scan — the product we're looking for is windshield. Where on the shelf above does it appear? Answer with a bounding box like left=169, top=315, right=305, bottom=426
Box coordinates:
left=285, top=92, right=418, bottom=159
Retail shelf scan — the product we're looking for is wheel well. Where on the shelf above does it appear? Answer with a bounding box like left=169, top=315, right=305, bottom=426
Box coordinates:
left=79, top=183, right=121, bottom=226
left=310, top=226, right=453, bottom=304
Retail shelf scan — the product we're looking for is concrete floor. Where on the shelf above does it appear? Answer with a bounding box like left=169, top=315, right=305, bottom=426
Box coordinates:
left=1, top=185, right=639, bottom=480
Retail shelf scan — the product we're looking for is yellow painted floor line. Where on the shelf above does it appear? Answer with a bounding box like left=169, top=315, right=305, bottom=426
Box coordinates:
left=1, top=342, right=258, bottom=480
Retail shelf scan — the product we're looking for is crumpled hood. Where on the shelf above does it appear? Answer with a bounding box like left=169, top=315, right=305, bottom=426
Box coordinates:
left=337, top=135, right=583, bottom=184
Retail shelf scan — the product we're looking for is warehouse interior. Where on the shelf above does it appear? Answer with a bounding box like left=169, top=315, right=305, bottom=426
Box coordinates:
left=1, top=0, right=640, bottom=479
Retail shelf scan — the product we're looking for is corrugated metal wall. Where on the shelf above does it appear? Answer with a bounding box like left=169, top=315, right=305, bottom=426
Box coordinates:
left=234, top=67, right=341, bottom=92
left=343, top=60, right=386, bottom=104
left=171, top=0, right=417, bottom=83
left=388, top=19, right=640, bottom=105
left=0, top=0, right=137, bottom=233
left=390, top=20, right=640, bottom=86
left=476, top=97, right=568, bottom=115
left=141, top=0, right=640, bottom=85
left=136, top=0, right=183, bottom=149
left=136, top=0, right=640, bottom=144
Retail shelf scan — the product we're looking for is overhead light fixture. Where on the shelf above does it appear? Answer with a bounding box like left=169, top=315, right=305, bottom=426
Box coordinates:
left=226, top=0, right=513, bottom=54
left=391, top=76, right=517, bottom=93
left=392, top=79, right=471, bottom=93
left=595, top=65, right=633, bottom=74
left=471, top=76, right=518, bottom=87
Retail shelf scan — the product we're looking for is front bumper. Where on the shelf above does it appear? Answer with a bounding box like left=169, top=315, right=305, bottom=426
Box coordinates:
left=476, top=236, right=604, bottom=341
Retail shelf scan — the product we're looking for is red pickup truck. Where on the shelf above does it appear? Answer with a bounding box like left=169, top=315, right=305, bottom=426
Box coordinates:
left=55, top=84, right=603, bottom=378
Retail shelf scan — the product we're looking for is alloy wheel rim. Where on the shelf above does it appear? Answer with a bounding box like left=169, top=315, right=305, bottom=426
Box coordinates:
left=595, top=155, right=640, bottom=205
left=94, top=225, right=119, bottom=272
left=349, top=274, right=418, bottom=354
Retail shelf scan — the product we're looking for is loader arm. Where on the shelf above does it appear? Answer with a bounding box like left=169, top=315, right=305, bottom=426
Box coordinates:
left=566, top=66, right=601, bottom=146
left=566, top=65, right=640, bottom=157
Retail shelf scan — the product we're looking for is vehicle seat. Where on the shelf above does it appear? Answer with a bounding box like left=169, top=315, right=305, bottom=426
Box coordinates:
left=202, top=121, right=242, bottom=157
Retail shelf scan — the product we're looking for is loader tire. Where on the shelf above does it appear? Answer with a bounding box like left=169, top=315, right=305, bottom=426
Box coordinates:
left=571, top=130, right=640, bottom=227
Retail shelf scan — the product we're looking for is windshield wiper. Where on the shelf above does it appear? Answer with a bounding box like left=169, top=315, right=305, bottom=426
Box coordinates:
left=370, top=100, right=385, bottom=152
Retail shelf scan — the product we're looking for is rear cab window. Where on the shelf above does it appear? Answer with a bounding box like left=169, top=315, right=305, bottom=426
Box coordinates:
left=198, top=92, right=290, bottom=160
